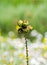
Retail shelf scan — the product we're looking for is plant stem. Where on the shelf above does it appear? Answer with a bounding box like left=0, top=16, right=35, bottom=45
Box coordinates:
left=25, top=38, right=29, bottom=65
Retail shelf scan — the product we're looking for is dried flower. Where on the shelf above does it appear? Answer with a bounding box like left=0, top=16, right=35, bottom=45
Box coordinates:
left=16, top=20, right=33, bottom=34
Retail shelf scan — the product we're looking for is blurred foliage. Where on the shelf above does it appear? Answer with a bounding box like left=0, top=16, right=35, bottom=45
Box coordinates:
left=0, top=0, right=47, bottom=34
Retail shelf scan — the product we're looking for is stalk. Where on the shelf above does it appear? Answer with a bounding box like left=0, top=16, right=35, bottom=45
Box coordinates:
left=25, top=38, right=29, bottom=65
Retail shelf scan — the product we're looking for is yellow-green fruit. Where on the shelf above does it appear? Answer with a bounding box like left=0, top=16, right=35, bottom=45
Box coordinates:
left=18, top=20, right=23, bottom=26
left=23, top=20, right=28, bottom=26
left=27, top=25, right=33, bottom=31
left=16, top=25, right=20, bottom=30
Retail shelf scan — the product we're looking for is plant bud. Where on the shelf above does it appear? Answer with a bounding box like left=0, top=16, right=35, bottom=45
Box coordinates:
left=23, top=20, right=28, bottom=26
left=18, top=20, right=23, bottom=26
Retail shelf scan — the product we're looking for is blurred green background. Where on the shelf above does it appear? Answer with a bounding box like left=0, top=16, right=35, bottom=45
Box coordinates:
left=0, top=0, right=47, bottom=34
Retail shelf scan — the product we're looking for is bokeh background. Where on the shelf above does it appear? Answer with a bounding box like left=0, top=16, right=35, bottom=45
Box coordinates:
left=0, top=0, right=47, bottom=34
left=0, top=0, right=47, bottom=65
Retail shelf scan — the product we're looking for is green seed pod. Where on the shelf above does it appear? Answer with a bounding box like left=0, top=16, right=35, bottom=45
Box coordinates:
left=17, top=20, right=23, bottom=26
left=23, top=20, right=28, bottom=26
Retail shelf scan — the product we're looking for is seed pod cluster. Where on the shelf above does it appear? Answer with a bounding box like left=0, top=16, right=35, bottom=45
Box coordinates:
left=16, top=20, right=33, bottom=33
